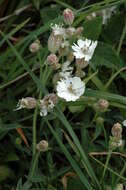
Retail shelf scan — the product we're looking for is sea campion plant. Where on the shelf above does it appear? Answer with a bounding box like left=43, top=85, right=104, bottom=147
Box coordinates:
left=16, top=8, right=98, bottom=113
left=1, top=0, right=126, bottom=189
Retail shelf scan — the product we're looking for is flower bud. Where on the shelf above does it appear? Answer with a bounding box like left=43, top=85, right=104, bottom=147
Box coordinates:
left=16, top=97, right=37, bottom=110
left=75, top=27, right=84, bottom=36
left=63, top=8, right=74, bottom=25
left=109, top=136, right=124, bottom=150
left=58, top=41, right=69, bottom=56
left=66, top=27, right=76, bottom=36
left=47, top=54, right=60, bottom=70
left=48, top=32, right=62, bottom=53
left=96, top=117, right=104, bottom=125
left=76, top=59, right=89, bottom=69
left=67, top=52, right=74, bottom=62
left=29, top=40, right=40, bottom=53
left=93, top=99, right=109, bottom=113
left=98, top=99, right=109, bottom=111
left=47, top=54, right=59, bottom=64
left=111, top=123, right=122, bottom=138
left=36, top=140, right=49, bottom=152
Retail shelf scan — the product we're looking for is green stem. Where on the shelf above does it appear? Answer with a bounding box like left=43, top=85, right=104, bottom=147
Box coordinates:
left=101, top=150, right=112, bottom=183
left=103, top=67, right=126, bottom=91
left=115, top=161, right=126, bottom=184
left=32, top=106, right=39, bottom=156
left=32, top=51, right=43, bottom=156
left=53, top=0, right=76, bottom=11
left=30, top=151, right=40, bottom=178
left=91, top=155, right=126, bottom=181
left=117, top=20, right=126, bottom=55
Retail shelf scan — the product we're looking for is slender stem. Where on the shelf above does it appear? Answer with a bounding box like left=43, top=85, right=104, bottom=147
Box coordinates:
left=53, top=0, right=76, bottom=11
left=90, top=155, right=126, bottom=181
left=103, top=67, right=126, bottom=91
left=30, top=151, right=40, bottom=178
left=32, top=51, right=43, bottom=156
left=32, top=106, right=39, bottom=156
left=117, top=20, right=126, bottom=55
left=101, top=150, right=112, bottom=183
left=115, top=162, right=126, bottom=184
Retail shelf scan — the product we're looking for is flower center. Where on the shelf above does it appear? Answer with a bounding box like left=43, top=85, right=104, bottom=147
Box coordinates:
left=68, top=84, right=76, bottom=95
left=82, top=46, right=88, bottom=53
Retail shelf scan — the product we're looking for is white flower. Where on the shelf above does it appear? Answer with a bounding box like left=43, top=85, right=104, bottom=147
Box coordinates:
left=122, top=120, right=126, bottom=127
left=39, top=94, right=57, bottom=116
left=59, top=61, right=73, bottom=78
left=72, top=39, right=97, bottom=61
left=56, top=76, right=85, bottom=101
left=51, top=23, right=66, bottom=37
left=101, top=6, right=116, bottom=25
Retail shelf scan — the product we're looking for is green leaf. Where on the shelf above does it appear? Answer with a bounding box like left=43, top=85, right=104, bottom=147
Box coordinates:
left=68, top=105, right=85, bottom=113
left=40, top=6, right=61, bottom=24
left=102, top=13, right=125, bottom=44
left=54, top=107, right=101, bottom=190
left=46, top=120, right=94, bottom=190
left=83, top=17, right=102, bottom=40
left=91, top=42, right=124, bottom=70
left=68, top=176, right=86, bottom=190
left=4, top=152, right=19, bottom=162
left=85, top=89, right=126, bottom=105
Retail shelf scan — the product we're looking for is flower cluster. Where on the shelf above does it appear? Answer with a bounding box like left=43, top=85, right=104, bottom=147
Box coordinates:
left=16, top=8, right=98, bottom=116
left=47, top=8, right=97, bottom=102
left=15, top=94, right=58, bottom=117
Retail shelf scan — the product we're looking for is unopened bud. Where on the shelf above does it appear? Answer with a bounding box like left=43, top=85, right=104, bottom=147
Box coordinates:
left=47, top=54, right=60, bottom=70
left=76, top=59, right=89, bottom=69
left=111, top=123, right=122, bottom=138
left=29, top=40, right=40, bottom=53
left=109, top=136, right=124, bottom=150
left=98, top=99, right=109, bottom=110
left=47, top=54, right=59, bottom=64
left=67, top=52, right=74, bottom=62
left=48, top=32, right=62, bottom=53
left=15, top=97, right=36, bottom=110
left=63, top=8, right=74, bottom=25
left=66, top=27, right=76, bottom=36
left=75, top=27, right=84, bottom=36
left=36, top=140, right=49, bottom=152
left=96, top=117, right=104, bottom=125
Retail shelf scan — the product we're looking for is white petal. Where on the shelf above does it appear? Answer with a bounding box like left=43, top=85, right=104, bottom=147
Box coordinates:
left=77, top=39, right=85, bottom=48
